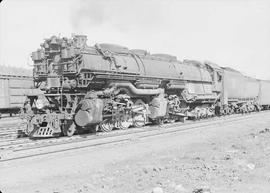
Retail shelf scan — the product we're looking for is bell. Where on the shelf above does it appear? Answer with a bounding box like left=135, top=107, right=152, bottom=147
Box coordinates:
left=44, top=42, right=49, bottom=48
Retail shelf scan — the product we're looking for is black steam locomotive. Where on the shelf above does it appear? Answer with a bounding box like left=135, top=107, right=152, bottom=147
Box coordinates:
left=22, top=35, right=270, bottom=138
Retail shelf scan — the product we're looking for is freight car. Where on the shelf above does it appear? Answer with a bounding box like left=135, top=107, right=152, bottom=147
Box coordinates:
left=0, top=66, right=33, bottom=118
left=21, top=35, right=270, bottom=138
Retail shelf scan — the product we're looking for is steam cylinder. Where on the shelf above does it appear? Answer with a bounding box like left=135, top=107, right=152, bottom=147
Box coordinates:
left=74, top=99, right=104, bottom=127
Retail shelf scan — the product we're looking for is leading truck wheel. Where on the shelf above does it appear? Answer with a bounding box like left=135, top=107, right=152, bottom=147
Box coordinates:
left=62, top=122, right=76, bottom=137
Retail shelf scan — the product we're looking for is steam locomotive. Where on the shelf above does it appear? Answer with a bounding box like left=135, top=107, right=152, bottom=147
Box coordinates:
left=22, top=34, right=270, bottom=138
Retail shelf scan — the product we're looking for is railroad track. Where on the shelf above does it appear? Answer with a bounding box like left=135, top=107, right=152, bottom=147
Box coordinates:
left=0, top=111, right=269, bottom=162
left=0, top=112, right=250, bottom=149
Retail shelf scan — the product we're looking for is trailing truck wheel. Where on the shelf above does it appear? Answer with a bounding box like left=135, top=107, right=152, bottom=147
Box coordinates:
left=99, top=120, right=114, bottom=132
left=62, top=122, right=76, bottom=137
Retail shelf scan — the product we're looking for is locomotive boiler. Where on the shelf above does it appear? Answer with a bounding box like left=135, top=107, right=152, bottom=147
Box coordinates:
left=23, top=34, right=222, bottom=137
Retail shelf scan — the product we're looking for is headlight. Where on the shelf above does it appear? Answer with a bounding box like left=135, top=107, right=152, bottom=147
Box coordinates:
left=36, top=99, right=44, bottom=109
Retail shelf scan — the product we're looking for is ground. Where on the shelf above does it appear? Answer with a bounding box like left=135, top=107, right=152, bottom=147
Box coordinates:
left=1, top=114, right=270, bottom=193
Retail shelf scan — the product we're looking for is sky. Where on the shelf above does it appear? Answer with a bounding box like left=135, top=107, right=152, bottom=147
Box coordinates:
left=0, top=0, right=270, bottom=79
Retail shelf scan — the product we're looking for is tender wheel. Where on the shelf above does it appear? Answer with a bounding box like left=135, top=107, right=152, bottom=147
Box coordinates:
left=99, top=120, right=114, bottom=132
left=62, top=121, right=76, bottom=137
left=118, top=118, right=133, bottom=130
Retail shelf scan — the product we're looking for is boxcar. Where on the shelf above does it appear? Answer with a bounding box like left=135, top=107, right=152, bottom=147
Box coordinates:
left=0, top=66, right=33, bottom=117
